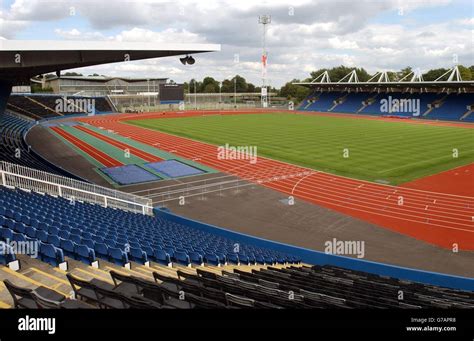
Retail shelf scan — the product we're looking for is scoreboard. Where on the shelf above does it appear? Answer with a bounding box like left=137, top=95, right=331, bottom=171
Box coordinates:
left=159, top=83, right=184, bottom=103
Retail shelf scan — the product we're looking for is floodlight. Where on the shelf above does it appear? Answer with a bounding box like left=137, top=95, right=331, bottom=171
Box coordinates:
left=179, top=55, right=195, bottom=65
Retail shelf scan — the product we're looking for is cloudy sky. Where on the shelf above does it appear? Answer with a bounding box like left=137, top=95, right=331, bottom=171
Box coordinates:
left=1, top=0, right=473, bottom=86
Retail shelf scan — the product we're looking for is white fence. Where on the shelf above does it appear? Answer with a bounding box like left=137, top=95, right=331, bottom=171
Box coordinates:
left=0, top=161, right=153, bottom=215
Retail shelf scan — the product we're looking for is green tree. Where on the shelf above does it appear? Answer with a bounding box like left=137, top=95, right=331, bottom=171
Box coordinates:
left=279, top=79, right=310, bottom=102
left=309, top=66, right=372, bottom=82
left=423, top=68, right=449, bottom=81
left=396, top=67, right=412, bottom=81
left=221, top=75, right=248, bottom=93
left=199, top=77, right=219, bottom=93
left=458, top=65, right=472, bottom=81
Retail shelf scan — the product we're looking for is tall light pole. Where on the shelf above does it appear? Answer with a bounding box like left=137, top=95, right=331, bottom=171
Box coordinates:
left=147, top=78, right=150, bottom=111
left=234, top=77, right=237, bottom=108
left=259, top=15, right=271, bottom=108
left=194, top=80, right=197, bottom=110
left=218, top=82, right=222, bottom=109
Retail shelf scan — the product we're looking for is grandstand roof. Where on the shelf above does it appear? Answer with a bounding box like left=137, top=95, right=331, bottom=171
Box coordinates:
left=294, top=81, right=474, bottom=92
left=293, top=81, right=474, bottom=89
left=0, top=40, right=221, bottom=83
left=45, top=76, right=168, bottom=82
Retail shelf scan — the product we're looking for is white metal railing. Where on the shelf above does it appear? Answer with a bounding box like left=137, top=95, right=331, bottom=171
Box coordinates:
left=0, top=161, right=153, bottom=215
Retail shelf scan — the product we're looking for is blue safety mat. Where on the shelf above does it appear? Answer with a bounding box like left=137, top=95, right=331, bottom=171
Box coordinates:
left=145, top=160, right=205, bottom=178
left=101, top=164, right=160, bottom=185
left=43, top=121, right=79, bottom=127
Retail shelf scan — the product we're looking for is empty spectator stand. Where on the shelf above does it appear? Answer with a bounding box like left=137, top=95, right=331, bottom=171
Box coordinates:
left=0, top=185, right=299, bottom=271
left=6, top=94, right=114, bottom=120
left=0, top=112, right=81, bottom=177
left=2, top=260, right=472, bottom=309
left=299, top=91, right=474, bottom=122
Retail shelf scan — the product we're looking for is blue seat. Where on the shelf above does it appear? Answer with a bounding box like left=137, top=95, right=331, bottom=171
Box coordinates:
left=38, top=222, right=49, bottom=231
left=30, top=219, right=39, bottom=229
left=142, top=246, right=154, bottom=258
left=247, top=254, right=256, bottom=264
left=58, top=230, right=70, bottom=239
left=21, top=215, right=30, bottom=225
left=74, top=244, right=96, bottom=265
left=238, top=254, right=250, bottom=265
left=69, top=233, right=82, bottom=244
left=47, top=235, right=61, bottom=248
left=36, top=230, right=49, bottom=243
left=13, top=222, right=26, bottom=234
left=59, top=238, right=75, bottom=258
left=226, top=253, right=239, bottom=265
left=70, top=228, right=81, bottom=235
left=264, top=256, right=274, bottom=265
left=108, top=247, right=129, bottom=266
left=12, top=232, right=26, bottom=243
left=255, top=255, right=265, bottom=265
left=5, top=219, right=14, bottom=230
left=153, top=249, right=171, bottom=266
left=128, top=247, right=148, bottom=264
left=81, top=238, right=95, bottom=249
left=14, top=212, right=22, bottom=222
left=94, top=242, right=108, bottom=260
left=25, top=225, right=37, bottom=238
left=48, top=226, right=59, bottom=236
left=39, top=242, right=64, bottom=267
left=81, top=232, right=92, bottom=240
left=104, top=239, right=116, bottom=248
left=0, top=227, right=13, bottom=241
left=129, top=242, right=141, bottom=249
left=216, top=253, right=226, bottom=264
left=92, top=235, right=104, bottom=243
left=188, top=251, right=203, bottom=265
left=204, top=253, right=219, bottom=266
left=4, top=209, right=14, bottom=219
left=174, top=251, right=190, bottom=266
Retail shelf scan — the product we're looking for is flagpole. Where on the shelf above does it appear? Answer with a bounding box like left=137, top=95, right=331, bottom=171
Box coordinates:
left=259, top=15, right=271, bottom=108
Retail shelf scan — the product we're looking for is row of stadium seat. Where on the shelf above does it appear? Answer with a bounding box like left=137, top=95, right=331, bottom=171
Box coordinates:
left=6, top=94, right=114, bottom=120
left=0, top=112, right=83, bottom=177
left=300, top=91, right=474, bottom=121
left=5, top=263, right=473, bottom=309
left=0, top=186, right=300, bottom=269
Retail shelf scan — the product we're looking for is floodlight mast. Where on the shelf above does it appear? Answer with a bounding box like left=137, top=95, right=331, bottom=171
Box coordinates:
left=259, top=15, right=271, bottom=108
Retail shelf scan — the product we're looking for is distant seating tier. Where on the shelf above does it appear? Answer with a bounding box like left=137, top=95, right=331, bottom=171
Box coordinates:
left=0, top=112, right=77, bottom=176
left=6, top=94, right=114, bottom=120
left=299, top=91, right=474, bottom=122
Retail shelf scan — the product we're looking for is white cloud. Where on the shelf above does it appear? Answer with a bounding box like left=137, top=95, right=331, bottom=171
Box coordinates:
left=0, top=0, right=471, bottom=86
left=328, top=37, right=359, bottom=49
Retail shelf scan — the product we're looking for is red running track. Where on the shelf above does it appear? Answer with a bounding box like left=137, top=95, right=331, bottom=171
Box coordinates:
left=402, top=164, right=474, bottom=197
left=74, top=125, right=162, bottom=163
left=51, top=126, right=123, bottom=168
left=77, top=111, right=474, bottom=250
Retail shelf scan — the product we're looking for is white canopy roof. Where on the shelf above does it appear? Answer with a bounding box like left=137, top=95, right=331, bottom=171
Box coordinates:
left=0, top=40, right=220, bottom=82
